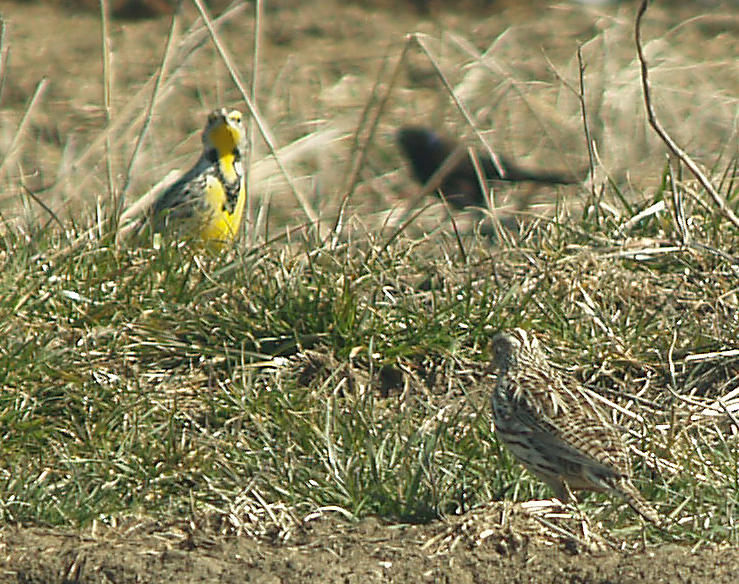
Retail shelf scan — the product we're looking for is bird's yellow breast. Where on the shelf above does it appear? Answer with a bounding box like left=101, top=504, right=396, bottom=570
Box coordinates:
left=208, top=124, right=241, bottom=183
left=198, top=174, right=246, bottom=245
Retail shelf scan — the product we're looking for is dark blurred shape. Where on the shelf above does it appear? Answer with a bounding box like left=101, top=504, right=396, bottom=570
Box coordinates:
left=48, top=0, right=233, bottom=19
left=396, top=125, right=581, bottom=209
left=46, top=0, right=174, bottom=18
left=112, top=0, right=174, bottom=18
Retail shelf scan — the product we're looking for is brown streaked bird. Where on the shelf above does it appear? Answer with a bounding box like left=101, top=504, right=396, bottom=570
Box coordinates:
left=396, top=126, right=581, bottom=209
left=489, top=328, right=660, bottom=525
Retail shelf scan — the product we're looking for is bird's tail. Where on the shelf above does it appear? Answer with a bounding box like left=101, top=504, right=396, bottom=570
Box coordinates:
left=617, top=478, right=662, bottom=526
left=502, top=164, right=582, bottom=185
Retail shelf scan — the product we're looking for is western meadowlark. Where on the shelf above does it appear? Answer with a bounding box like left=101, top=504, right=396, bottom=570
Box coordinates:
left=146, top=108, right=248, bottom=245
left=489, top=328, right=660, bottom=525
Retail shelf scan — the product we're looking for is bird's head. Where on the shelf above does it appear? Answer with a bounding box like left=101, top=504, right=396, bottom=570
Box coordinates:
left=491, top=328, right=543, bottom=371
left=202, top=108, right=247, bottom=160
left=395, top=126, right=449, bottom=181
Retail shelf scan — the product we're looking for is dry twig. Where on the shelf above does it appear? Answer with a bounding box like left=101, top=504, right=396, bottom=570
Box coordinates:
left=634, top=0, right=739, bottom=230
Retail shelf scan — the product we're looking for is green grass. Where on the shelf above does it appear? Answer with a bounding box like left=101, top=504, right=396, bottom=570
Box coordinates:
left=1, top=163, right=737, bottom=544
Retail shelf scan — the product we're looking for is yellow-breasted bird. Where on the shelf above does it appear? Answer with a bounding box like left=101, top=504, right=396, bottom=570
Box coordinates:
left=144, top=108, right=248, bottom=245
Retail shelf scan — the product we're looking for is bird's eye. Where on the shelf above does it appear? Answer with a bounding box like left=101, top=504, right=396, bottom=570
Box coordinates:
left=230, top=111, right=242, bottom=123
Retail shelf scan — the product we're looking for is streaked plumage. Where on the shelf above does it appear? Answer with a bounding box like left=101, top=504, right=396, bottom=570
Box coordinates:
left=490, top=328, right=660, bottom=524
left=147, top=108, right=248, bottom=245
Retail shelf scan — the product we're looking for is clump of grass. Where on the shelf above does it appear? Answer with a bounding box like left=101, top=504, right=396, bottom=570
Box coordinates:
left=1, top=154, right=737, bottom=543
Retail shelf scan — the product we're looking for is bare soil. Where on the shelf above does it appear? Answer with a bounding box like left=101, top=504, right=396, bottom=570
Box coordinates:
left=2, top=509, right=739, bottom=583
left=1, top=1, right=737, bottom=582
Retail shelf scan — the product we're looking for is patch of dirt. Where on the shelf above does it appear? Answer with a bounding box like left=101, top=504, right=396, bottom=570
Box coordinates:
left=2, top=509, right=738, bottom=584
